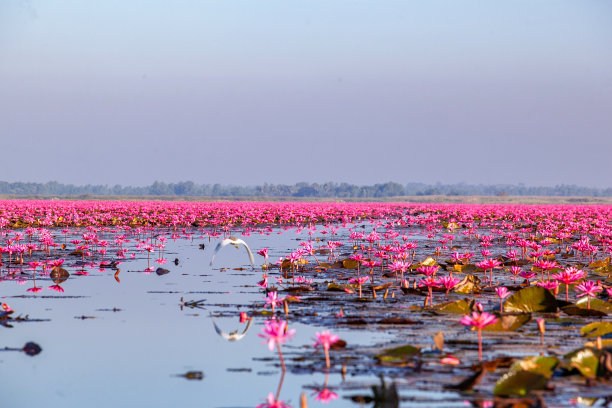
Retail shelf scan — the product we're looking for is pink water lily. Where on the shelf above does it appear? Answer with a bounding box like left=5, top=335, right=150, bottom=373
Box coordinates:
left=461, top=311, right=498, bottom=361
left=575, top=280, right=603, bottom=309
left=258, top=319, right=295, bottom=371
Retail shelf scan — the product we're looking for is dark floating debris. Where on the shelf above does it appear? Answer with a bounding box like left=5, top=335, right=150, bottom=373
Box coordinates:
left=22, top=342, right=42, bottom=357
left=2, top=342, right=42, bottom=357
left=174, top=258, right=179, bottom=265
left=180, top=298, right=206, bottom=310
left=175, top=371, right=204, bottom=380
left=199, top=243, right=206, bottom=250
left=348, top=374, right=399, bottom=407
left=156, top=267, right=170, bottom=276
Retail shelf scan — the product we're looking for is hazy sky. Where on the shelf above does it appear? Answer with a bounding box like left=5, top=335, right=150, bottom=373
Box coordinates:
left=1, top=1, right=611, bottom=187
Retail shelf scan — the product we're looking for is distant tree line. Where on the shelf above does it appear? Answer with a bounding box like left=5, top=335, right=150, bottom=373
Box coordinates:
left=1, top=180, right=611, bottom=198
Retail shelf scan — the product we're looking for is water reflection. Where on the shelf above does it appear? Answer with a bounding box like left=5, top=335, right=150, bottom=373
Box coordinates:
left=257, top=370, right=292, bottom=408
left=211, top=314, right=253, bottom=342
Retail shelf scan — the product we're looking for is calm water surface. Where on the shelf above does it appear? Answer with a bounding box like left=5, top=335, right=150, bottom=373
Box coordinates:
left=2, top=226, right=452, bottom=408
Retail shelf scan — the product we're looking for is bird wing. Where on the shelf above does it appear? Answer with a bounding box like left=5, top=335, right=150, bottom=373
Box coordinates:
left=209, top=239, right=231, bottom=266
left=235, top=239, right=255, bottom=268
left=212, top=319, right=231, bottom=340
left=211, top=317, right=253, bottom=342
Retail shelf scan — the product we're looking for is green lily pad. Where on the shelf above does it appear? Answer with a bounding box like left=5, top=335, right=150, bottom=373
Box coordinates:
left=575, top=297, right=612, bottom=314
left=327, top=283, right=358, bottom=291
left=432, top=298, right=474, bottom=314
left=419, top=257, right=438, bottom=267
left=453, top=274, right=481, bottom=294
left=562, top=305, right=607, bottom=317
left=588, top=257, right=610, bottom=268
left=482, top=313, right=532, bottom=332
left=503, top=286, right=557, bottom=313
left=580, top=322, right=612, bottom=338
left=493, top=356, right=558, bottom=396
left=374, top=345, right=420, bottom=365
left=453, top=264, right=477, bottom=274
left=566, top=348, right=601, bottom=379
left=341, top=259, right=359, bottom=269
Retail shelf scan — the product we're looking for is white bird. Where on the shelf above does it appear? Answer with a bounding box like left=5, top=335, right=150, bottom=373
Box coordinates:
left=209, top=236, right=255, bottom=268
left=211, top=317, right=253, bottom=342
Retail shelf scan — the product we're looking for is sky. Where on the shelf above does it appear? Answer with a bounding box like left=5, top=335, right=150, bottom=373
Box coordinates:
left=1, top=1, right=611, bottom=188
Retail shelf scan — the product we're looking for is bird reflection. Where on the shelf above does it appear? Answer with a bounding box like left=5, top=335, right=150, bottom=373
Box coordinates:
left=211, top=316, right=253, bottom=342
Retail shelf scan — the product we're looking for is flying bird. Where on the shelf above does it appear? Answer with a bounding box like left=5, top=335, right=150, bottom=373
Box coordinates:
left=211, top=317, right=254, bottom=342
left=209, top=236, right=255, bottom=268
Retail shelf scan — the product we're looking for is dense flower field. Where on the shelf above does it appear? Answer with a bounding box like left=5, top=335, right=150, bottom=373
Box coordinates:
left=2, top=200, right=612, bottom=407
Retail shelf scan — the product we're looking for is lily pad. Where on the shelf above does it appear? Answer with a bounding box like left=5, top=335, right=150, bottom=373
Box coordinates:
left=562, top=305, right=607, bottom=317
left=588, top=257, right=610, bottom=268
left=482, top=313, right=532, bottom=332
left=374, top=345, right=420, bottom=366
left=432, top=298, right=474, bottom=314
left=453, top=274, right=481, bottom=294
left=493, top=356, right=558, bottom=396
left=580, top=322, right=612, bottom=338
left=419, top=257, right=437, bottom=267
left=584, top=339, right=612, bottom=348
left=341, top=259, right=359, bottom=269
left=453, top=264, right=477, bottom=274
left=503, top=286, right=557, bottom=313
left=575, top=297, right=612, bottom=314
left=566, top=348, right=601, bottom=379
left=327, top=283, right=357, bottom=292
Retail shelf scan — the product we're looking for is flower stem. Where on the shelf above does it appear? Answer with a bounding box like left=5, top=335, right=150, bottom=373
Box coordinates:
left=478, top=329, right=483, bottom=362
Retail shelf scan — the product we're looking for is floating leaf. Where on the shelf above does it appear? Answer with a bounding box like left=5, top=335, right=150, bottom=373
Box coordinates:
left=419, top=257, right=437, bottom=267
left=155, top=267, right=170, bottom=276
left=22, top=342, right=42, bottom=356
left=453, top=264, right=477, bottom=274
left=588, top=257, right=610, bottom=268
left=562, top=305, right=607, bottom=317
left=327, top=283, right=357, bottom=292
left=482, top=313, right=531, bottom=332
left=584, top=339, right=612, bottom=348
left=453, top=274, right=481, bottom=294
left=580, top=322, right=612, bottom=338
left=179, top=371, right=204, bottom=380
left=377, top=317, right=421, bottom=325
left=432, top=298, right=474, bottom=314
left=433, top=331, right=444, bottom=352
left=50, top=267, right=70, bottom=279
left=493, top=356, right=558, bottom=396
left=503, top=286, right=557, bottom=313
left=576, top=297, right=612, bottom=314
left=567, top=348, right=600, bottom=379
left=341, top=259, right=359, bottom=269
left=375, top=345, right=420, bottom=365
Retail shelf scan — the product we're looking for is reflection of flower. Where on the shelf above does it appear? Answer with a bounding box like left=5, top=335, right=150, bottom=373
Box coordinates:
left=256, top=392, right=292, bottom=408
left=48, top=285, right=64, bottom=293
left=26, top=286, right=44, bottom=293
left=314, top=388, right=338, bottom=403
